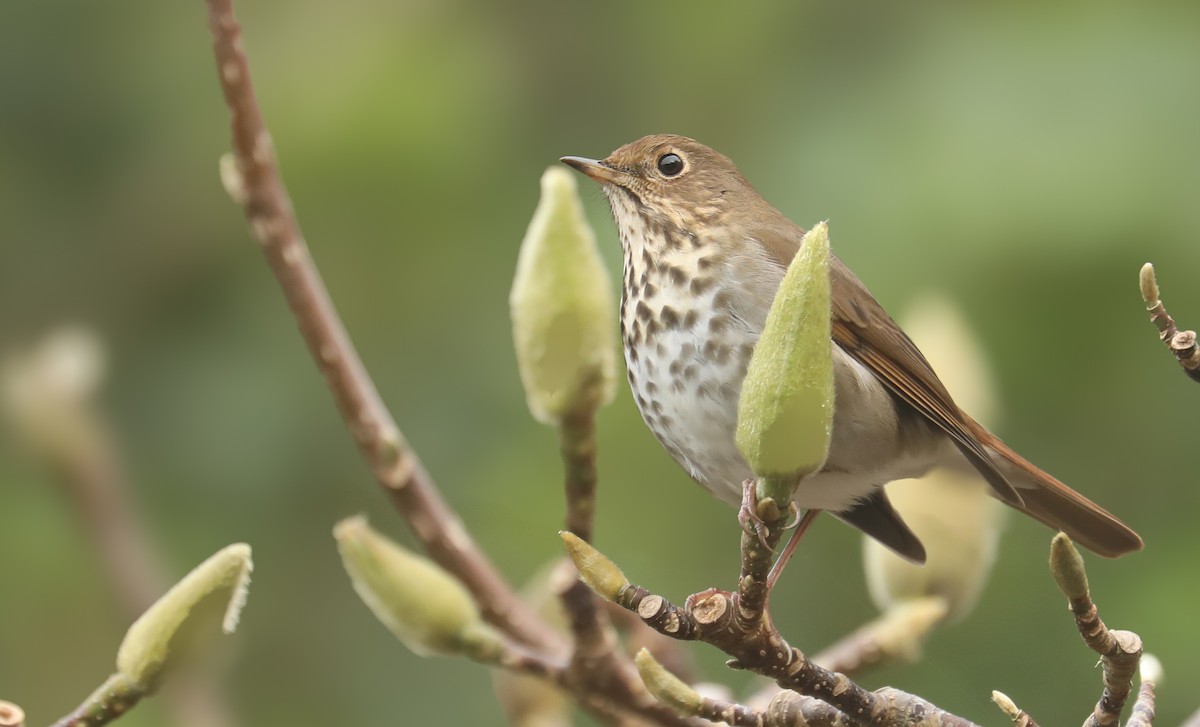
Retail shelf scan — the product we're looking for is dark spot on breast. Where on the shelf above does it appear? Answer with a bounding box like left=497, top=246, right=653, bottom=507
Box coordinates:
left=712, top=290, right=733, bottom=310
left=635, top=301, right=652, bottom=321
left=682, top=310, right=698, bottom=329
left=642, top=281, right=658, bottom=298
left=697, top=256, right=715, bottom=272
left=678, top=342, right=695, bottom=359
left=708, top=315, right=731, bottom=334
left=668, top=266, right=687, bottom=286
left=690, top=277, right=715, bottom=295
left=704, top=340, right=731, bottom=365
left=668, top=360, right=681, bottom=376
left=682, top=364, right=698, bottom=381
left=660, top=306, right=680, bottom=329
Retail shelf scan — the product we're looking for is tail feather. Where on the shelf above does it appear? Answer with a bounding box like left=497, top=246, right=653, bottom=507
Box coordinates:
left=982, top=435, right=1143, bottom=558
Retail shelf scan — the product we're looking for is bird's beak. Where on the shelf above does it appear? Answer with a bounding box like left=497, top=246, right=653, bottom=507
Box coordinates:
left=560, top=156, right=626, bottom=186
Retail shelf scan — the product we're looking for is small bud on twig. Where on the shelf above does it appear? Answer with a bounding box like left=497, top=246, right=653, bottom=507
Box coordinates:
left=511, top=166, right=618, bottom=425
left=634, top=649, right=703, bottom=716
left=116, top=543, right=253, bottom=690
left=736, top=221, right=834, bottom=506
left=335, top=516, right=498, bottom=658
left=1139, top=654, right=1163, bottom=686
left=559, top=532, right=628, bottom=601
left=1049, top=533, right=1089, bottom=602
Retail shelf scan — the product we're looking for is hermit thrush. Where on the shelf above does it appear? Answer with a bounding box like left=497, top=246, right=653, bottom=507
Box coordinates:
left=562, top=134, right=1142, bottom=563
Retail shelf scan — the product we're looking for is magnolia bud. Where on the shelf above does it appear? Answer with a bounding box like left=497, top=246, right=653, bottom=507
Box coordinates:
left=736, top=221, right=834, bottom=504
left=334, top=516, right=496, bottom=657
left=116, top=543, right=253, bottom=690
left=510, top=166, right=618, bottom=425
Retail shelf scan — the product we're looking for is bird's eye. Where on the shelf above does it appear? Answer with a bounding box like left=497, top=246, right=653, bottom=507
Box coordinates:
left=656, top=153, right=684, bottom=177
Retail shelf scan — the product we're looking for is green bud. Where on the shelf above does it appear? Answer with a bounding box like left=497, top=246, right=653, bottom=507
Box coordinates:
left=736, top=221, right=834, bottom=500
left=1049, top=532, right=1089, bottom=601
left=510, top=166, right=618, bottom=425
left=116, top=543, right=253, bottom=690
left=334, top=516, right=492, bottom=657
left=559, top=532, right=628, bottom=602
left=635, top=649, right=703, bottom=716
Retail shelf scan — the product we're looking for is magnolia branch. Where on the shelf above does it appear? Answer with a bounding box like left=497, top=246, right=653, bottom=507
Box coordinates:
left=202, top=0, right=560, bottom=655
left=1140, top=263, right=1200, bottom=383
left=1048, top=534, right=1144, bottom=727
left=564, top=532, right=981, bottom=727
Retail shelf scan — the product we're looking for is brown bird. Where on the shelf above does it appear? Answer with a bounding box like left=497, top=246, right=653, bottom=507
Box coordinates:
left=562, top=134, right=1142, bottom=564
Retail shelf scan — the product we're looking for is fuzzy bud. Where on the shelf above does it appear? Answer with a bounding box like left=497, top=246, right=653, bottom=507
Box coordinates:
left=559, top=532, right=628, bottom=601
left=510, top=167, right=618, bottom=425
left=635, top=649, right=703, bottom=716
left=736, top=221, right=834, bottom=504
left=116, top=543, right=253, bottom=690
left=334, top=516, right=495, bottom=657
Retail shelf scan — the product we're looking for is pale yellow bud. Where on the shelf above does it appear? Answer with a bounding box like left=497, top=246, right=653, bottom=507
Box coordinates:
left=334, top=516, right=495, bottom=657
left=1, top=327, right=106, bottom=458
left=559, top=532, right=628, bottom=602
left=735, top=222, right=834, bottom=503
left=510, top=166, right=618, bottom=425
left=863, top=296, right=1003, bottom=622
left=1049, top=532, right=1089, bottom=601
left=116, top=543, right=253, bottom=690
left=634, top=649, right=703, bottom=716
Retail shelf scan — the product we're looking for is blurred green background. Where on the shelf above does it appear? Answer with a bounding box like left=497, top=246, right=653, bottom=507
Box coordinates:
left=2, top=1, right=1198, bottom=725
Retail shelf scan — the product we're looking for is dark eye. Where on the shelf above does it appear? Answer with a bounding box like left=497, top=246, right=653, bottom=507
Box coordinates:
left=656, top=153, right=684, bottom=177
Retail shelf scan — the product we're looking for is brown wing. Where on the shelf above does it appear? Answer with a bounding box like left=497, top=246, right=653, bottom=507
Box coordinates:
left=828, top=256, right=1021, bottom=506
left=752, top=223, right=1022, bottom=506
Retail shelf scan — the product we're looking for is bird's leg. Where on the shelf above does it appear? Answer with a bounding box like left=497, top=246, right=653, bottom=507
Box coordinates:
left=766, top=509, right=821, bottom=591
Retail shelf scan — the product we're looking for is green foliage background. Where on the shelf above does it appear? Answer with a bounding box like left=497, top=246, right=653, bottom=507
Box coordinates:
left=1, top=2, right=1197, bottom=725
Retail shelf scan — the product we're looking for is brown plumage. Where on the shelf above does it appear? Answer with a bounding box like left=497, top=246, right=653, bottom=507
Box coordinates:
left=563, top=134, right=1142, bottom=562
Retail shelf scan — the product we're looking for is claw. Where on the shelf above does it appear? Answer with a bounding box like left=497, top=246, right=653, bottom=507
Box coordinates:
left=738, top=479, right=773, bottom=551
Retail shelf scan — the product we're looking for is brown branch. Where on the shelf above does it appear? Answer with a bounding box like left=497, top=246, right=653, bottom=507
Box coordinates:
left=607, top=575, right=978, bottom=727
left=1139, top=263, right=1200, bottom=383
left=202, top=0, right=560, bottom=656
left=0, top=701, right=24, bottom=727
left=1049, top=534, right=1143, bottom=727
left=606, top=603, right=696, bottom=684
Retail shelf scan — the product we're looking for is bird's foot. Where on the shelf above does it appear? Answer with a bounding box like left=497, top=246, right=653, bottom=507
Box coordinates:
left=738, top=479, right=774, bottom=551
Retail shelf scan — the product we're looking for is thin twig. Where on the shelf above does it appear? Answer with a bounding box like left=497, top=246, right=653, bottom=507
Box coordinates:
left=1139, top=263, right=1200, bottom=383
left=1124, top=682, right=1156, bottom=727
left=50, top=674, right=145, bottom=727
left=556, top=410, right=613, bottom=662
left=202, top=0, right=560, bottom=655
left=1049, top=535, right=1142, bottom=727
